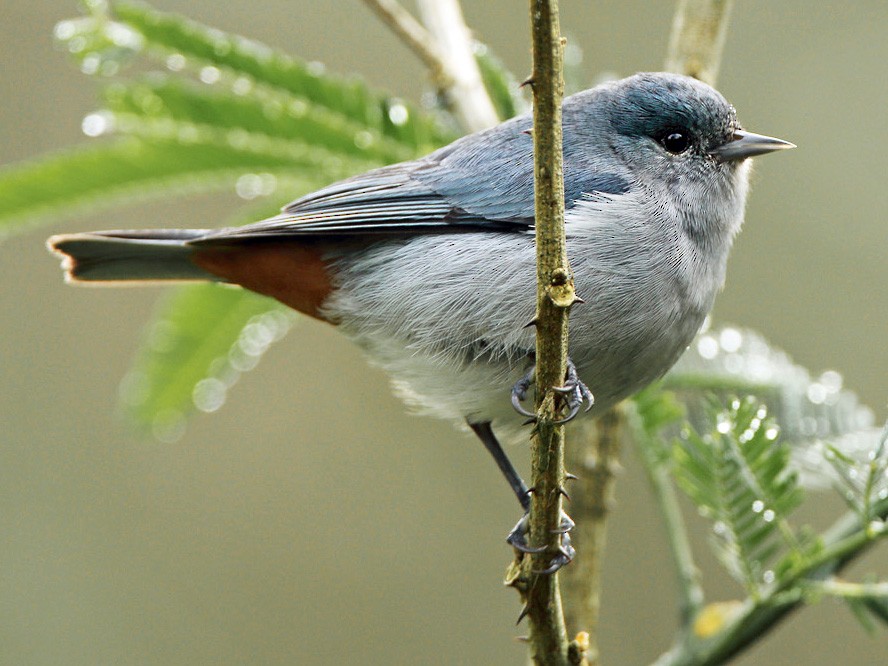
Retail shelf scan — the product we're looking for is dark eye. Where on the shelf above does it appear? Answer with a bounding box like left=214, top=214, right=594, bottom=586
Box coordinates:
left=660, top=131, right=691, bottom=154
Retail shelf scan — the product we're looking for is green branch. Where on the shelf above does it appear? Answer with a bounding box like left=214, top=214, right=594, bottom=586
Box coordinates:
left=629, top=396, right=704, bottom=624
left=653, top=497, right=888, bottom=665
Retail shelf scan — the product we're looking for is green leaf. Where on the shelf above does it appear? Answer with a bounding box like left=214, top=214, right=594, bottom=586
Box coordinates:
left=814, top=578, right=888, bottom=632
left=102, top=75, right=416, bottom=164
left=109, top=2, right=452, bottom=150
left=666, top=325, right=883, bottom=492
left=117, top=191, right=311, bottom=437
left=846, top=597, right=879, bottom=634
left=824, top=425, right=888, bottom=522
left=473, top=42, right=527, bottom=121
left=671, top=396, right=804, bottom=595
left=109, top=112, right=381, bottom=175
left=634, top=384, right=685, bottom=435
left=119, top=282, right=296, bottom=438
left=0, top=138, right=323, bottom=236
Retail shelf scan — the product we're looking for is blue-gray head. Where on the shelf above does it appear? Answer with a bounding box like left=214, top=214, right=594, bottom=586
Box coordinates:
left=572, top=72, right=793, bottom=247
left=590, top=72, right=792, bottom=178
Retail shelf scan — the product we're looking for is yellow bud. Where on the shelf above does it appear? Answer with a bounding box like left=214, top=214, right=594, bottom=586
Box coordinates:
left=693, top=600, right=744, bottom=638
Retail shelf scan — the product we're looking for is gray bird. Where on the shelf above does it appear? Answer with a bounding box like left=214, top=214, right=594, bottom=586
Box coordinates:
left=49, top=72, right=794, bottom=571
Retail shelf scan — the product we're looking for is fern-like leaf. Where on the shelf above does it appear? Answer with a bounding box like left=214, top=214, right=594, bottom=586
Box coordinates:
left=101, top=75, right=416, bottom=164
left=0, top=138, right=323, bottom=233
left=859, top=595, right=888, bottom=628
left=671, top=396, right=804, bottom=595
left=667, top=324, right=884, bottom=491
left=120, top=283, right=296, bottom=437
left=631, top=384, right=685, bottom=468
left=108, top=2, right=451, bottom=150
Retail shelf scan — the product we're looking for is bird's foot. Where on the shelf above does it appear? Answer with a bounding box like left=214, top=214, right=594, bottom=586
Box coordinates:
left=510, top=358, right=594, bottom=424
left=507, top=506, right=576, bottom=575
left=552, top=358, right=595, bottom=423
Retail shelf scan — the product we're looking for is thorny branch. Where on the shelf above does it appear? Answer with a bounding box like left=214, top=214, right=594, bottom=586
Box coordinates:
left=507, top=1, right=577, bottom=664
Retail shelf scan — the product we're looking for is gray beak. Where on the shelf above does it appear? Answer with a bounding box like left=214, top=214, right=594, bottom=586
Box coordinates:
left=710, top=129, right=796, bottom=160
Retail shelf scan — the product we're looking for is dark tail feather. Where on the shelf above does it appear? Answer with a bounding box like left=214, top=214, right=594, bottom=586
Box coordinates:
left=47, top=229, right=220, bottom=283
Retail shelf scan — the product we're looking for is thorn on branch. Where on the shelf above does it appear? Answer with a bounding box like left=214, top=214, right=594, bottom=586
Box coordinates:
left=516, top=603, right=531, bottom=625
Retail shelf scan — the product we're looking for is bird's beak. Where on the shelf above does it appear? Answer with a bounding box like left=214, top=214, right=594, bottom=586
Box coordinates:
left=710, top=129, right=796, bottom=160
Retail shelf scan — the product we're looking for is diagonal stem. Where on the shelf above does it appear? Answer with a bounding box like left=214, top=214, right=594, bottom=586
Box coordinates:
left=363, top=0, right=499, bottom=132
left=415, top=0, right=500, bottom=131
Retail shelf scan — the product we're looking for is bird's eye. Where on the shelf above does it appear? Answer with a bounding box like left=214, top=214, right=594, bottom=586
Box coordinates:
left=660, top=131, right=691, bottom=154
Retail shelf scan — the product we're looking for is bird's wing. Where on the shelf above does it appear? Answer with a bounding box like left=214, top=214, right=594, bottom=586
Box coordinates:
left=195, top=164, right=525, bottom=244
left=194, top=110, right=630, bottom=244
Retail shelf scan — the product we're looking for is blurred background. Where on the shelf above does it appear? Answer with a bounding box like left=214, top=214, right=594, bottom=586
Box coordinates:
left=2, top=1, right=887, bottom=664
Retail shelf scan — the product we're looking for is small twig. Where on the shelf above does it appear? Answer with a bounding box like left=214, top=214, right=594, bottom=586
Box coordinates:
left=363, top=0, right=498, bottom=133
left=655, top=466, right=705, bottom=622
left=627, top=399, right=704, bottom=625
left=561, top=411, right=625, bottom=666
left=652, top=497, right=888, bottom=666
left=362, top=0, right=446, bottom=79
left=415, top=0, right=500, bottom=131
left=809, top=578, right=888, bottom=600
left=664, top=0, right=734, bottom=86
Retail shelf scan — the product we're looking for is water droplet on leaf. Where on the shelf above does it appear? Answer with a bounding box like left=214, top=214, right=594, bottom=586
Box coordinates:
left=193, top=378, right=227, bottom=413
left=166, top=53, right=186, bottom=71
left=200, top=66, right=221, bottom=84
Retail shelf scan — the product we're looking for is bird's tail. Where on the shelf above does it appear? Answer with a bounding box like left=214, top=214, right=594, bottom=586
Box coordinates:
left=47, top=229, right=221, bottom=284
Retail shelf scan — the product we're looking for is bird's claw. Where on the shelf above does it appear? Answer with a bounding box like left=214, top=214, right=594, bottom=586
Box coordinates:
left=510, top=370, right=535, bottom=418
left=553, top=359, right=594, bottom=424
left=506, top=514, right=547, bottom=553
left=550, top=511, right=575, bottom=534
left=532, top=542, right=575, bottom=575
left=510, top=358, right=594, bottom=423
left=507, top=510, right=576, bottom=575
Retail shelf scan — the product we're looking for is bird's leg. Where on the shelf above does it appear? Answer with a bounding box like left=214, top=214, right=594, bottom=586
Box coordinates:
left=467, top=421, right=575, bottom=573
left=468, top=421, right=531, bottom=511
left=510, top=357, right=594, bottom=423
